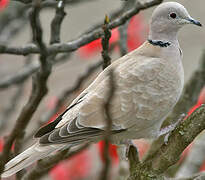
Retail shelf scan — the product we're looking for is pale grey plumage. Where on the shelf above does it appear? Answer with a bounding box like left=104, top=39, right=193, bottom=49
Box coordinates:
left=2, top=2, right=202, bottom=178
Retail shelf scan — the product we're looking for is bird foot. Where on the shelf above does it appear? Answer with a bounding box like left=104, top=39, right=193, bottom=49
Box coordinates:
left=125, top=140, right=139, bottom=160
left=158, top=113, right=186, bottom=144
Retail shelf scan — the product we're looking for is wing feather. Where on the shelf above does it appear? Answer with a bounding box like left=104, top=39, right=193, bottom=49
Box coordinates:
left=38, top=51, right=165, bottom=145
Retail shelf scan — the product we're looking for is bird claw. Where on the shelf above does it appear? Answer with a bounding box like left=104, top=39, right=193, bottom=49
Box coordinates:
left=125, top=140, right=138, bottom=160
left=158, top=113, right=186, bottom=144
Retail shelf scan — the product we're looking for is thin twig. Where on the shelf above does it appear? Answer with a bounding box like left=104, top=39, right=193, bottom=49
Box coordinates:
left=0, top=0, right=161, bottom=90
left=0, top=0, right=51, bottom=176
left=40, top=60, right=102, bottom=125
left=101, top=15, right=112, bottom=70
left=11, top=0, right=95, bottom=5
left=0, top=53, right=71, bottom=90
left=99, top=14, right=113, bottom=180
left=50, top=0, right=66, bottom=44
left=0, top=0, right=163, bottom=55
left=118, top=0, right=136, bottom=56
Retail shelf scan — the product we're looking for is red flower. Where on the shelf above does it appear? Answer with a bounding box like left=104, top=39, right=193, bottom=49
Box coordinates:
left=0, top=138, right=4, bottom=152
left=199, top=161, right=205, bottom=172
left=78, top=15, right=146, bottom=59
left=187, top=86, right=205, bottom=117
left=50, top=149, right=91, bottom=180
left=97, top=140, right=119, bottom=166
left=0, top=0, right=9, bottom=10
left=0, top=138, right=14, bottom=152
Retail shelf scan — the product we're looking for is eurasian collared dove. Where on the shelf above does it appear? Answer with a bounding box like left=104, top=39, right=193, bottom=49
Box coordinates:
left=1, top=1, right=202, bottom=178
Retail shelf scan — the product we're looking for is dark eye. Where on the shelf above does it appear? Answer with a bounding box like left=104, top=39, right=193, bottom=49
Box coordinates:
left=170, top=13, right=177, bottom=19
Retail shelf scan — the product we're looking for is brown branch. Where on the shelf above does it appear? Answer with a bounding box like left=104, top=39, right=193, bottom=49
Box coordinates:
left=101, top=15, right=112, bottom=70
left=128, top=105, right=205, bottom=180
left=0, top=0, right=51, bottom=176
left=0, top=0, right=163, bottom=55
left=50, top=0, right=66, bottom=44
left=0, top=1, right=67, bottom=90
left=0, top=0, right=161, bottom=90
left=99, top=14, right=113, bottom=180
left=118, top=0, right=136, bottom=56
left=148, top=105, right=205, bottom=173
left=11, top=0, right=95, bottom=5
left=0, top=53, right=71, bottom=90
left=128, top=51, right=205, bottom=179
left=144, top=50, right=205, bottom=164
left=22, top=143, right=90, bottom=180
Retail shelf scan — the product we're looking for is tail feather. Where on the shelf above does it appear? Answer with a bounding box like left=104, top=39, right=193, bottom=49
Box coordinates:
left=1, top=143, right=63, bottom=178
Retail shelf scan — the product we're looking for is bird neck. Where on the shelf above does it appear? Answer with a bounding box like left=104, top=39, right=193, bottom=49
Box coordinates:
left=148, top=29, right=179, bottom=47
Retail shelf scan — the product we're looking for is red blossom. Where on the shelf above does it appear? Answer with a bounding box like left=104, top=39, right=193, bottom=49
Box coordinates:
left=0, top=138, right=4, bottom=152
left=186, top=86, right=205, bottom=117
left=50, top=149, right=91, bottom=180
left=0, top=138, right=14, bottom=152
left=78, top=15, right=146, bottom=59
left=48, top=85, right=205, bottom=179
left=97, top=140, right=119, bottom=166
left=0, top=0, right=9, bottom=10
left=199, top=161, right=205, bottom=172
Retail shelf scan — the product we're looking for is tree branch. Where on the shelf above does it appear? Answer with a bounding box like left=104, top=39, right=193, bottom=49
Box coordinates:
left=40, top=60, right=102, bottom=125
left=100, top=14, right=113, bottom=180
left=128, top=105, right=205, bottom=180
left=0, top=0, right=163, bottom=55
left=0, top=0, right=51, bottom=176
left=144, top=50, right=205, bottom=165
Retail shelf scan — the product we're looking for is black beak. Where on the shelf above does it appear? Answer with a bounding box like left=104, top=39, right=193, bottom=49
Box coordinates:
left=188, top=18, right=202, bottom=27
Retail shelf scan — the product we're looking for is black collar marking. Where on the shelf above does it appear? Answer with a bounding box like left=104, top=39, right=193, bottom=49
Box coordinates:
left=148, top=39, right=171, bottom=47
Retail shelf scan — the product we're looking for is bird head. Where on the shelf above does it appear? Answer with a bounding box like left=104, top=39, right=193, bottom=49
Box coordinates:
left=149, top=2, right=202, bottom=40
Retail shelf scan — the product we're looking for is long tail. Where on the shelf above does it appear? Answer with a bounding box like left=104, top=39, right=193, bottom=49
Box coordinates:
left=1, top=143, right=64, bottom=178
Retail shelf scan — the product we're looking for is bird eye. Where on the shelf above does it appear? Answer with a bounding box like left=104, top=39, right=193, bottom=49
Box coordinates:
left=170, top=13, right=177, bottom=19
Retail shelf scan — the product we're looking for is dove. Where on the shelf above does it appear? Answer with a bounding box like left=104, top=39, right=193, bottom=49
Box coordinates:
left=1, top=1, right=202, bottom=178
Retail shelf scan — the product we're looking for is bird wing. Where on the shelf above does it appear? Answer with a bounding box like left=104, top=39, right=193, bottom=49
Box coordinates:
left=76, top=55, right=164, bottom=129
left=37, top=49, right=164, bottom=145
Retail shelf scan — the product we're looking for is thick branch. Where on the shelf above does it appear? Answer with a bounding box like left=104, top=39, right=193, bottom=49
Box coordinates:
left=128, top=105, right=205, bottom=180
left=144, top=50, right=205, bottom=165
